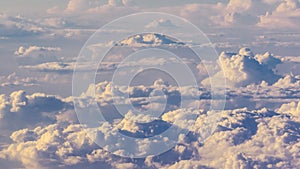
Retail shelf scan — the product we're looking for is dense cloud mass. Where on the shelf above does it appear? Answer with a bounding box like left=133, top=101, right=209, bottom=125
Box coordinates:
left=0, top=103, right=299, bottom=169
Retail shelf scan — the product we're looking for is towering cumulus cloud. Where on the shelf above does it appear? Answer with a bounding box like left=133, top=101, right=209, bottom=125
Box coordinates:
left=203, top=48, right=281, bottom=87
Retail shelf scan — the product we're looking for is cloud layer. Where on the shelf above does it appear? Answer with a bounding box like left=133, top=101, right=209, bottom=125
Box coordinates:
left=1, top=1, right=300, bottom=169
left=1, top=102, right=299, bottom=169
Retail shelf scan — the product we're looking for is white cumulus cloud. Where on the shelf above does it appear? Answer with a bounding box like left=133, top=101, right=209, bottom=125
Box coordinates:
left=202, top=48, right=281, bottom=87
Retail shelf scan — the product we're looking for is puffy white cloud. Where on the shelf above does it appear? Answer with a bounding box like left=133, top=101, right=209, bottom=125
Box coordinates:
left=9, top=90, right=28, bottom=113
left=212, top=0, right=261, bottom=27
left=15, top=46, right=61, bottom=66
left=276, top=0, right=300, bottom=12
left=273, top=74, right=300, bottom=88
left=117, top=33, right=184, bottom=47
left=1, top=123, right=98, bottom=169
left=226, top=0, right=253, bottom=13
left=162, top=109, right=202, bottom=131
left=254, top=52, right=282, bottom=70
left=0, top=90, right=71, bottom=130
left=202, top=48, right=281, bottom=87
left=15, top=46, right=59, bottom=56
left=278, top=101, right=300, bottom=116
left=238, top=47, right=254, bottom=57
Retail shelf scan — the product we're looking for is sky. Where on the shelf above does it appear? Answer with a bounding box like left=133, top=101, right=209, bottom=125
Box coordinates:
left=0, top=0, right=300, bottom=169
left=0, top=0, right=227, bottom=14
left=0, top=0, right=68, bottom=14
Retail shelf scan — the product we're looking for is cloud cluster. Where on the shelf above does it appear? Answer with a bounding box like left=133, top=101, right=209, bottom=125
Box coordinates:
left=224, top=0, right=300, bottom=30
left=1, top=102, right=299, bottom=169
left=82, top=80, right=210, bottom=110
left=258, top=0, right=300, bottom=30
left=195, top=0, right=300, bottom=30
left=121, top=0, right=300, bottom=30
left=81, top=70, right=300, bottom=111
left=0, top=90, right=72, bottom=131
